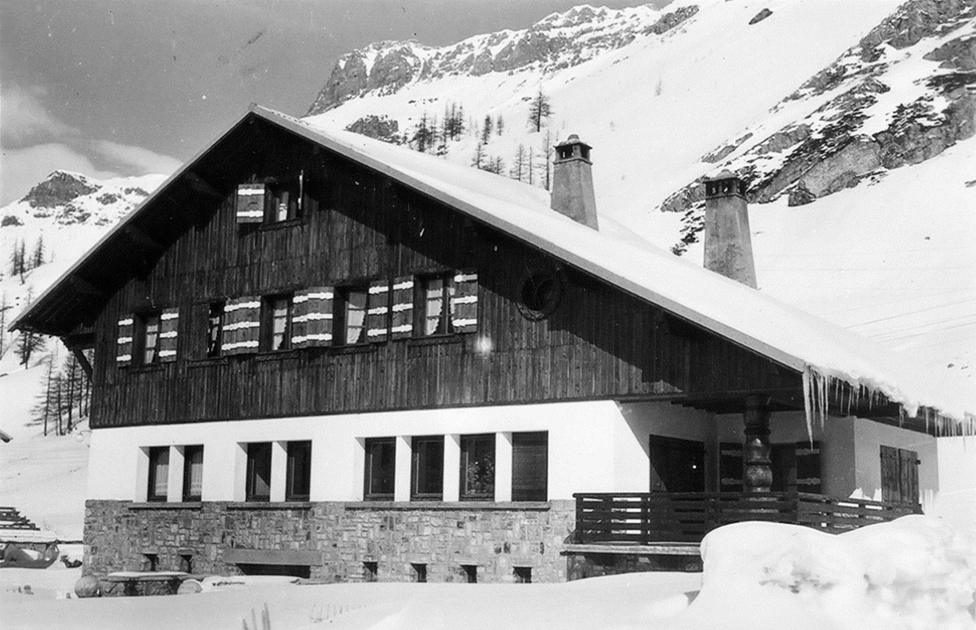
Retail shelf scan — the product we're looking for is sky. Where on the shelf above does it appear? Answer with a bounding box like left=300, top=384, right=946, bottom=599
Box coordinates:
left=0, top=0, right=660, bottom=205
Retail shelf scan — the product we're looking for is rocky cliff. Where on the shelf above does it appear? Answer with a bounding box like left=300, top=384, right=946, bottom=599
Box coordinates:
left=1, top=171, right=155, bottom=228
left=306, top=4, right=699, bottom=115
left=666, top=0, right=976, bottom=253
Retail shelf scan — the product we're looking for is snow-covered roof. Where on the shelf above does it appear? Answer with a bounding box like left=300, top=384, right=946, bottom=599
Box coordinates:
left=12, top=104, right=973, bottom=426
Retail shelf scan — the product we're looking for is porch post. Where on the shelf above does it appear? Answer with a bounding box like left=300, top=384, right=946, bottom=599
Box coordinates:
left=743, top=395, right=772, bottom=493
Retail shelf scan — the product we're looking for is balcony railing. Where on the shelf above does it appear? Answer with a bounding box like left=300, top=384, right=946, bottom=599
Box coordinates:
left=573, top=492, right=921, bottom=544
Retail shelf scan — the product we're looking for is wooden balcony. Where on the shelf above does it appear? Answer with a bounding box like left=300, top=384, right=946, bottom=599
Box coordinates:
left=573, top=492, right=921, bottom=544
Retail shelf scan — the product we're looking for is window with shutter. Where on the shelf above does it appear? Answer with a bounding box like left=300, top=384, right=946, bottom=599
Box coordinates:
left=881, top=445, right=919, bottom=505
left=116, top=317, right=134, bottom=365
left=207, top=302, right=224, bottom=357
left=135, top=312, right=162, bottom=366
left=365, top=279, right=390, bottom=343
left=291, top=287, right=334, bottom=348
left=512, top=432, right=547, bottom=501
left=390, top=277, right=414, bottom=339
left=236, top=184, right=265, bottom=224
left=221, top=297, right=261, bottom=355
left=450, top=271, right=478, bottom=333
left=158, top=307, right=179, bottom=362
left=261, top=294, right=293, bottom=351
left=338, top=287, right=369, bottom=345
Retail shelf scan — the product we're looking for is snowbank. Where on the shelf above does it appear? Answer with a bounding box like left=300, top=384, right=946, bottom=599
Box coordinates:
left=692, top=516, right=976, bottom=630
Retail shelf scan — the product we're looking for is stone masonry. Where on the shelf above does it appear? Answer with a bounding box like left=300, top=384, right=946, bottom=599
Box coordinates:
left=83, top=500, right=576, bottom=583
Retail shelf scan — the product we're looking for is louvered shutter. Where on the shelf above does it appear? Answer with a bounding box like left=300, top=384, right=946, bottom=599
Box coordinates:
left=450, top=271, right=478, bottom=333
left=794, top=441, right=822, bottom=494
left=158, top=307, right=180, bottom=362
left=116, top=316, right=134, bottom=365
left=292, top=287, right=334, bottom=348
left=221, top=297, right=261, bottom=355
left=390, top=276, right=414, bottom=339
left=719, top=442, right=743, bottom=492
left=236, top=184, right=265, bottom=223
left=365, top=279, right=390, bottom=343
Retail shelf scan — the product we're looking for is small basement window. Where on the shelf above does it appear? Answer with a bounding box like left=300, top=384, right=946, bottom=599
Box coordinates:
left=463, top=565, right=478, bottom=584
left=363, top=561, right=378, bottom=582
left=412, top=563, right=427, bottom=583
left=238, top=563, right=310, bottom=579
left=514, top=566, right=532, bottom=584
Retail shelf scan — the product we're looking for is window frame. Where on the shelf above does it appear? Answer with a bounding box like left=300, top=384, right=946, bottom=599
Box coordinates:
left=264, top=179, right=301, bottom=224
left=459, top=434, right=495, bottom=501
left=410, top=435, right=444, bottom=501
left=135, top=311, right=162, bottom=366
left=147, top=446, right=169, bottom=502
left=245, top=442, right=273, bottom=502
left=206, top=302, right=225, bottom=358
left=285, top=440, right=312, bottom=501
left=416, top=273, right=455, bottom=337
left=261, top=294, right=294, bottom=352
left=182, top=445, right=204, bottom=502
left=363, top=437, right=396, bottom=501
left=337, top=285, right=370, bottom=346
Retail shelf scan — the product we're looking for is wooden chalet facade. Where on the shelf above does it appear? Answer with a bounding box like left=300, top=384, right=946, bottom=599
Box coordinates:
left=12, top=106, right=953, bottom=583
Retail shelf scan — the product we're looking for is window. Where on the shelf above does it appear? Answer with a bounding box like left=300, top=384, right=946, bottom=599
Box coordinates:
left=180, top=554, right=193, bottom=573
left=137, top=312, right=162, bottom=365
left=419, top=274, right=455, bottom=336
left=143, top=553, right=159, bottom=572
left=286, top=441, right=312, bottom=501
left=245, top=442, right=273, bottom=502
left=207, top=302, right=224, bottom=357
left=460, top=434, right=495, bottom=500
left=262, top=295, right=293, bottom=351
left=339, top=287, right=369, bottom=345
left=364, top=438, right=396, bottom=500
left=182, top=445, right=204, bottom=502
left=512, top=432, right=548, bottom=501
left=147, top=446, right=169, bottom=502
left=462, top=565, right=478, bottom=584
left=514, top=566, right=532, bottom=584
left=412, top=563, right=427, bottom=583
left=265, top=180, right=300, bottom=223
left=411, top=436, right=444, bottom=500
left=363, top=561, right=378, bottom=582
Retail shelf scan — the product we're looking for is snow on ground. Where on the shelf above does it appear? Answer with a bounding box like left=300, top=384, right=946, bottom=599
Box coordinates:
left=1, top=516, right=972, bottom=630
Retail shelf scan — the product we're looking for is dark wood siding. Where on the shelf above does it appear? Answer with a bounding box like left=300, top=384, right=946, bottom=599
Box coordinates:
left=88, top=121, right=800, bottom=428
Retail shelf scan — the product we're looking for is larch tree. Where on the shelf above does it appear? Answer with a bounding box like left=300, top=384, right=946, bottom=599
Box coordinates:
left=527, top=89, right=552, bottom=132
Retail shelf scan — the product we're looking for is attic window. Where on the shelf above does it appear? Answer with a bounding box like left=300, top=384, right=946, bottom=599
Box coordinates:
left=235, top=175, right=303, bottom=226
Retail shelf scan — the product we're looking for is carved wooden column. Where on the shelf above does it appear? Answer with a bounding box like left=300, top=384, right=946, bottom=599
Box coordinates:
left=743, top=395, right=772, bottom=493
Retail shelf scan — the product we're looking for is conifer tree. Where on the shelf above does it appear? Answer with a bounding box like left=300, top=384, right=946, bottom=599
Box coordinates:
left=527, top=89, right=552, bottom=132
left=471, top=142, right=485, bottom=169
left=481, top=115, right=493, bottom=144
left=496, top=114, right=504, bottom=136
left=31, top=235, right=44, bottom=269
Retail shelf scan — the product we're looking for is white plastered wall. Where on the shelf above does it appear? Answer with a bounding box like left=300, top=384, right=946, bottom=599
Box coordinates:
left=931, top=436, right=976, bottom=528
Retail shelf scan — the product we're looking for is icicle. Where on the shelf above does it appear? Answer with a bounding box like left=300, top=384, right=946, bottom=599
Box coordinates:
left=802, top=367, right=814, bottom=445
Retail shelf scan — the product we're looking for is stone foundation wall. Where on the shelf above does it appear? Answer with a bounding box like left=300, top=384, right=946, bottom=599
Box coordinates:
left=83, top=500, right=575, bottom=583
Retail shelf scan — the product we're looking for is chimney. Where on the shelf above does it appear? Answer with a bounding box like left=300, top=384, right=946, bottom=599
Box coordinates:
left=703, top=171, right=757, bottom=288
left=551, top=134, right=599, bottom=230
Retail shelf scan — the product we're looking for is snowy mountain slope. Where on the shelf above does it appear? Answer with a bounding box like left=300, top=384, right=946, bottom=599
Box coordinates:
left=304, top=0, right=975, bottom=404
left=0, top=171, right=162, bottom=539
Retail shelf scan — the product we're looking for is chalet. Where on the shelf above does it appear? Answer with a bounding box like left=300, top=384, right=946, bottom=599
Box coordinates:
left=11, top=105, right=972, bottom=583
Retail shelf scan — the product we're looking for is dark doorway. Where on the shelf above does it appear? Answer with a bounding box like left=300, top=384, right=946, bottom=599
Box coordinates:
left=648, top=436, right=705, bottom=492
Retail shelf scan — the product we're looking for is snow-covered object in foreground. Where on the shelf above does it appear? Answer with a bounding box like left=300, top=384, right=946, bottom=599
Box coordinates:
left=695, top=517, right=976, bottom=630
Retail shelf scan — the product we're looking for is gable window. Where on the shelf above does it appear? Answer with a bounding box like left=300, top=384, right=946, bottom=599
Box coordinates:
left=339, top=287, right=369, bottom=345
left=285, top=440, right=312, bottom=501
left=460, top=434, right=495, bottom=501
left=364, top=437, right=395, bottom=500
left=182, top=445, right=204, bottom=502
left=512, top=432, right=548, bottom=501
left=137, top=312, right=162, bottom=365
left=147, top=446, right=169, bottom=502
left=245, top=442, right=273, bottom=502
left=411, top=436, right=444, bottom=500
left=419, top=274, right=455, bottom=336
left=266, top=180, right=300, bottom=223
left=262, top=295, right=293, bottom=351
left=207, top=302, right=224, bottom=357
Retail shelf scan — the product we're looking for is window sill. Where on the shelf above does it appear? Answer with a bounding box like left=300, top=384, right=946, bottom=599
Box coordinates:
left=124, top=363, right=167, bottom=373
left=127, top=502, right=203, bottom=510
left=329, top=344, right=377, bottom=356
left=407, top=334, right=464, bottom=347
left=226, top=501, right=311, bottom=510
left=258, top=218, right=305, bottom=231
left=345, top=501, right=552, bottom=511
left=187, top=356, right=229, bottom=367
left=254, top=349, right=301, bottom=361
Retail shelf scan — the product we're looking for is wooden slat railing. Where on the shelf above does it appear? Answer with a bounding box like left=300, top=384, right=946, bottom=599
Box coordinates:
left=573, top=492, right=921, bottom=544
